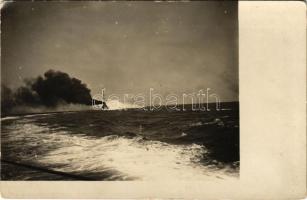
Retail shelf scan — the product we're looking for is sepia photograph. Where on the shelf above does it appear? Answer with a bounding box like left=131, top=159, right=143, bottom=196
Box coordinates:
left=1, top=1, right=239, bottom=181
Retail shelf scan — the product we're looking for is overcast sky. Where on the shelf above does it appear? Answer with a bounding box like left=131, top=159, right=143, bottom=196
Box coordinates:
left=2, top=1, right=238, bottom=103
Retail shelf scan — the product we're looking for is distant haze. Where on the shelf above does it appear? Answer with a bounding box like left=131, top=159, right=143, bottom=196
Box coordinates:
left=2, top=1, right=238, bottom=104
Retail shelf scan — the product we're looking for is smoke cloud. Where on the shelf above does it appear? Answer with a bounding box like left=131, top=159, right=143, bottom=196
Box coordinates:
left=1, top=70, right=93, bottom=115
left=31, top=70, right=92, bottom=106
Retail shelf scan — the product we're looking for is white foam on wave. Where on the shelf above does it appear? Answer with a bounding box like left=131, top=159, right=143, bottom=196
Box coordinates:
left=3, top=120, right=238, bottom=181
left=39, top=135, right=237, bottom=181
left=1, top=116, right=21, bottom=121
left=105, top=99, right=141, bottom=110
left=1, top=113, right=56, bottom=122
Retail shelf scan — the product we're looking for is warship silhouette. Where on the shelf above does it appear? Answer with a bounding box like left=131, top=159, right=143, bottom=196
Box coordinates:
left=92, top=88, right=109, bottom=110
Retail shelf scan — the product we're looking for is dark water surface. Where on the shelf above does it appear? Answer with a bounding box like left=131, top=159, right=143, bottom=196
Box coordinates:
left=1, top=102, right=239, bottom=180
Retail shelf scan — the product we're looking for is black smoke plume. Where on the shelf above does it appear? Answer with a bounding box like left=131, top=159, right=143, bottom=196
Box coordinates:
left=1, top=85, right=15, bottom=114
left=31, top=70, right=92, bottom=107
left=1, top=70, right=93, bottom=115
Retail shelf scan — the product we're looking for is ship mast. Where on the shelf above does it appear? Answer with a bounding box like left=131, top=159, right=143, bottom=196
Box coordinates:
left=101, top=88, right=105, bottom=102
left=101, top=88, right=108, bottom=110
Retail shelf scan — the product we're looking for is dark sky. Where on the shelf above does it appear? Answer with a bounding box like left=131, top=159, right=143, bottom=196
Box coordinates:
left=1, top=1, right=238, bottom=103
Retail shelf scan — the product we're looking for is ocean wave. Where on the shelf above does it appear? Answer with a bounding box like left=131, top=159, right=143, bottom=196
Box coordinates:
left=95, top=99, right=141, bottom=110
left=8, top=104, right=92, bottom=115
left=1, top=116, right=21, bottom=121
left=3, top=119, right=238, bottom=181
left=189, top=118, right=225, bottom=128
left=38, top=134, right=236, bottom=181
